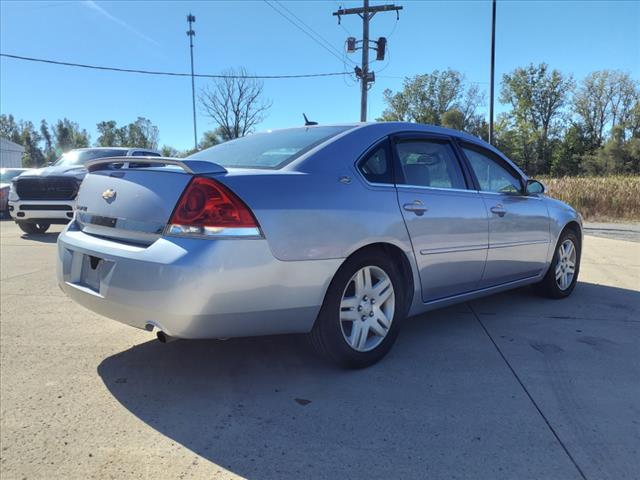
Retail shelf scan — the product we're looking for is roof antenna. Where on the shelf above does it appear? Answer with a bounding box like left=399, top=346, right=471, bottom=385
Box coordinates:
left=303, top=113, right=318, bottom=126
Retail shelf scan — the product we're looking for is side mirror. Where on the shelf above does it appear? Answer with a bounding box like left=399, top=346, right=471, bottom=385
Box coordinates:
left=525, top=179, right=545, bottom=195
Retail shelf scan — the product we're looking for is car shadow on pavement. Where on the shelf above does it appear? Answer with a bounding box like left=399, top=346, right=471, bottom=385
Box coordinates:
left=17, top=232, right=60, bottom=243
left=97, top=281, right=639, bottom=479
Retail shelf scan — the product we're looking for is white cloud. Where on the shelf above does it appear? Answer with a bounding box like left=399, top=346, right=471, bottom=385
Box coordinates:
left=83, top=1, right=161, bottom=47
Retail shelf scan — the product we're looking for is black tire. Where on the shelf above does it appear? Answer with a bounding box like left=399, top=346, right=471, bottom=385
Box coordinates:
left=17, top=222, right=50, bottom=234
left=309, top=249, right=407, bottom=369
left=536, top=229, right=581, bottom=299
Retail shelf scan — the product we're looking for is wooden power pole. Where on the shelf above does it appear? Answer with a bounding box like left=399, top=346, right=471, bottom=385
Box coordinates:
left=333, top=1, right=403, bottom=122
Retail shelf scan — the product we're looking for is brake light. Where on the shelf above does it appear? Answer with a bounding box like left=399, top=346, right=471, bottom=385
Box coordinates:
left=166, top=177, right=260, bottom=238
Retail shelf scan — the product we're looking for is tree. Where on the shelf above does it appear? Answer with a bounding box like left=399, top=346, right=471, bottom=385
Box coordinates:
left=200, top=67, right=272, bottom=140
left=573, top=70, right=640, bottom=148
left=53, top=118, right=90, bottom=151
left=550, top=124, right=589, bottom=176
left=378, top=69, right=485, bottom=138
left=160, top=145, right=179, bottom=157
left=20, top=122, right=45, bottom=167
left=120, top=117, right=159, bottom=149
left=0, top=114, right=22, bottom=144
left=96, top=120, right=119, bottom=147
left=39, top=120, right=56, bottom=164
left=500, top=63, right=574, bottom=174
left=199, top=128, right=227, bottom=149
left=95, top=118, right=159, bottom=149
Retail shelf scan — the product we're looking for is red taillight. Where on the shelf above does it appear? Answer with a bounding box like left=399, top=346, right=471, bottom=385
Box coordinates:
left=167, top=177, right=259, bottom=237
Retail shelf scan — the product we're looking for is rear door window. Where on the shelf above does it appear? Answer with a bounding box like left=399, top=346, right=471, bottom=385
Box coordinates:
left=395, top=140, right=466, bottom=190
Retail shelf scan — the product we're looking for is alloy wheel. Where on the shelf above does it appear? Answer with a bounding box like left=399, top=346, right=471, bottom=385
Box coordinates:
left=555, top=239, right=577, bottom=290
left=339, top=265, right=395, bottom=352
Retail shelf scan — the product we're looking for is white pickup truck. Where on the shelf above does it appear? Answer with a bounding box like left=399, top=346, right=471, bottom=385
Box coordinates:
left=8, top=147, right=160, bottom=234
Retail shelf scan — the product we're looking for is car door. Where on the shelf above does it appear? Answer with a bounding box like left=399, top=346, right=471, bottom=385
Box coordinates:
left=392, top=134, right=489, bottom=302
left=459, top=142, right=550, bottom=287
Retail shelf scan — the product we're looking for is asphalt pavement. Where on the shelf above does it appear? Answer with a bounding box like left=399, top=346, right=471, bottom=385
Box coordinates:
left=1, top=219, right=638, bottom=480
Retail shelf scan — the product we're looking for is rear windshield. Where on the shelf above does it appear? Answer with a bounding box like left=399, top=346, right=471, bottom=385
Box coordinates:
left=187, top=126, right=353, bottom=169
left=54, top=149, right=128, bottom=166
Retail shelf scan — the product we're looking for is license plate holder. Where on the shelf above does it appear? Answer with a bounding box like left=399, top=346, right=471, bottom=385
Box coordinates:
left=80, top=254, right=103, bottom=293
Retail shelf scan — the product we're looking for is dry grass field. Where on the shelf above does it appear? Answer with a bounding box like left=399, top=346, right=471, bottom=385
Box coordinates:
left=542, top=175, right=640, bottom=222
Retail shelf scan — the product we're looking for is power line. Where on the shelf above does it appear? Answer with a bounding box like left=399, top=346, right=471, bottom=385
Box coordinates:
left=263, top=0, right=349, bottom=67
left=0, top=53, right=350, bottom=79
left=272, top=0, right=356, bottom=66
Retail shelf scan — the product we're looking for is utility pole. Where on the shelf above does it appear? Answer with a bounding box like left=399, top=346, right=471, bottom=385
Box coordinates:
left=333, top=1, right=402, bottom=122
left=187, top=13, right=198, bottom=150
left=488, top=0, right=496, bottom=145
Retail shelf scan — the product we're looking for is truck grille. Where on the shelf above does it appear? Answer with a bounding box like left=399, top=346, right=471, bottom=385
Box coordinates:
left=16, top=177, right=79, bottom=200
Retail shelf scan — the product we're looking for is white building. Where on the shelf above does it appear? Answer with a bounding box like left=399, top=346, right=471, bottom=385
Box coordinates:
left=0, top=137, right=24, bottom=168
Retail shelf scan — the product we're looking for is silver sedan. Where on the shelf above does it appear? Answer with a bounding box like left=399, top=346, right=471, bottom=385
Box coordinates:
left=56, top=123, right=582, bottom=368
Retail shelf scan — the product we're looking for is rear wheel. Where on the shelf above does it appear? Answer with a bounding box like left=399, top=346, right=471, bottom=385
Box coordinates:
left=309, top=250, right=406, bottom=368
left=536, top=230, right=580, bottom=299
left=17, top=222, right=50, bottom=234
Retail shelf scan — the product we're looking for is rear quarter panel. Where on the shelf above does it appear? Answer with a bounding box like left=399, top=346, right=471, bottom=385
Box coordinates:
left=219, top=169, right=413, bottom=262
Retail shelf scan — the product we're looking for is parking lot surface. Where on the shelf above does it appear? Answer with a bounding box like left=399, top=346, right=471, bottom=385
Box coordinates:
left=1, top=219, right=639, bottom=480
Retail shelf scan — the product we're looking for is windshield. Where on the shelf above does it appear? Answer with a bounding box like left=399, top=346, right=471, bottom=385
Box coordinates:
left=54, top=149, right=128, bottom=166
left=187, top=126, right=354, bottom=169
left=0, top=169, right=27, bottom=183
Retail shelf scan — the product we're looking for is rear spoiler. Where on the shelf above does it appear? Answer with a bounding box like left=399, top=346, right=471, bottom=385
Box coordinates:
left=85, top=156, right=227, bottom=175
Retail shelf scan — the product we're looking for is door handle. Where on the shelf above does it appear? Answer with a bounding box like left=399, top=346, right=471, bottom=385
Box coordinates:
left=490, top=204, right=507, bottom=217
left=403, top=200, right=428, bottom=216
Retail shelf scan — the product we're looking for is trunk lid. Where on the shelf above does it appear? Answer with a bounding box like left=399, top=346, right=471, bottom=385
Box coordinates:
left=75, top=158, right=227, bottom=244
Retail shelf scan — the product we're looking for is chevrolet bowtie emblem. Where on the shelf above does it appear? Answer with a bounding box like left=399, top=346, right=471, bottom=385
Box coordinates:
left=102, top=189, right=117, bottom=203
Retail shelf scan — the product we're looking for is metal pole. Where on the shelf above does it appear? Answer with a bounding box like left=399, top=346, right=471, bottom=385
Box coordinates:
left=360, top=0, right=370, bottom=122
left=489, top=0, right=496, bottom=145
left=187, top=14, right=198, bottom=149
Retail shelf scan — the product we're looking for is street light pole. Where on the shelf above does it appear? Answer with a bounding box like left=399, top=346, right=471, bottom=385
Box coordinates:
left=489, top=0, right=496, bottom=145
left=187, top=13, right=198, bottom=150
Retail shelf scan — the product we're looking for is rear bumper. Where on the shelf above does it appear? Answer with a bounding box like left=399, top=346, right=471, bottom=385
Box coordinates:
left=56, top=224, right=342, bottom=339
left=8, top=199, right=75, bottom=223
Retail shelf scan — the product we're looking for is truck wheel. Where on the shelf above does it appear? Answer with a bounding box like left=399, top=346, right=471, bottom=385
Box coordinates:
left=18, top=222, right=50, bottom=234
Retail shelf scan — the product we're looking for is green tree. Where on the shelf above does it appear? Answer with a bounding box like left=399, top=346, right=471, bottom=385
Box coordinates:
left=122, top=117, right=159, bottom=149
left=53, top=118, right=90, bottom=151
left=550, top=124, right=589, bottom=176
left=573, top=70, right=639, bottom=148
left=95, top=118, right=159, bottom=149
left=440, top=109, right=465, bottom=131
left=20, top=122, right=45, bottom=167
left=500, top=63, right=574, bottom=174
left=378, top=69, right=486, bottom=138
left=39, top=120, right=56, bottom=164
left=0, top=114, right=21, bottom=144
left=96, top=120, right=119, bottom=147
left=199, top=128, right=226, bottom=149
left=160, top=145, right=179, bottom=157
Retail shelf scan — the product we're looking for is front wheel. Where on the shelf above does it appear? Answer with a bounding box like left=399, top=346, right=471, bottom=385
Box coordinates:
left=309, top=250, right=406, bottom=368
left=17, top=221, right=50, bottom=234
left=536, top=230, right=580, bottom=299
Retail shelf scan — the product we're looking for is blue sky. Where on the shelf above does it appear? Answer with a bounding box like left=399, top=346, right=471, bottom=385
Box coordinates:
left=1, top=0, right=638, bottom=151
